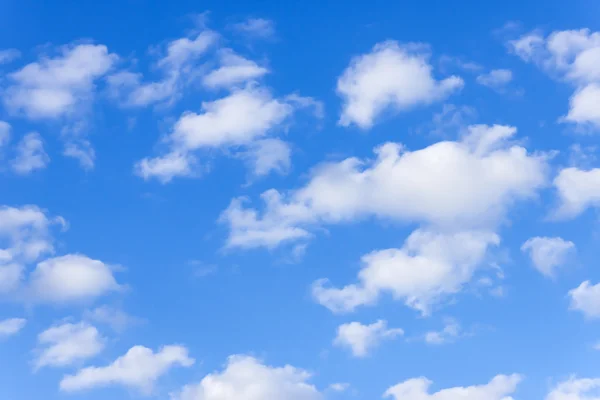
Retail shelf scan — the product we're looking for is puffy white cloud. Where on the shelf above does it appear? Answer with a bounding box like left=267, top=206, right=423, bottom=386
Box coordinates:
left=553, top=167, right=600, bottom=218
left=230, top=18, right=276, bottom=39
left=569, top=281, right=600, bottom=319
left=337, top=41, right=463, bottom=129
left=242, top=139, right=291, bottom=178
left=60, top=345, right=194, bottom=394
left=313, top=229, right=499, bottom=315
left=137, top=87, right=311, bottom=182
left=0, top=49, right=20, bottom=64
left=27, top=254, right=122, bottom=304
left=334, top=320, right=403, bottom=357
left=384, top=374, right=521, bottom=400
left=509, top=29, right=600, bottom=129
left=546, top=377, right=600, bottom=400
left=521, top=236, right=575, bottom=277
left=221, top=124, right=548, bottom=250
left=171, top=355, right=322, bottom=400
left=0, top=318, right=26, bottom=337
left=4, top=43, right=117, bottom=119
left=424, top=318, right=462, bottom=345
left=108, top=30, right=218, bottom=107
left=203, top=49, right=269, bottom=89
left=476, top=69, right=513, bottom=90
left=34, top=322, right=104, bottom=369
left=11, top=132, right=49, bottom=174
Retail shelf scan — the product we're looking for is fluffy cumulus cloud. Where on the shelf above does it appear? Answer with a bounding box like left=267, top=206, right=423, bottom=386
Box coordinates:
left=0, top=318, right=26, bottom=337
left=136, top=87, right=317, bottom=182
left=11, top=132, right=49, bottom=174
left=221, top=124, right=548, bottom=250
left=334, top=320, right=403, bottom=357
left=509, top=29, right=600, bottom=129
left=569, top=281, right=600, bottom=319
left=202, top=49, right=269, bottom=89
left=476, top=69, right=513, bottom=90
left=27, top=254, right=122, bottom=304
left=3, top=43, right=117, bottom=119
left=546, top=377, right=600, bottom=400
left=337, top=41, right=463, bottom=129
left=521, top=236, right=575, bottom=277
left=108, top=29, right=218, bottom=107
left=34, top=322, right=105, bottom=369
left=60, top=345, right=194, bottom=394
left=171, top=355, right=322, bottom=400
left=553, top=167, right=600, bottom=218
left=384, top=374, right=521, bottom=400
left=313, top=229, right=500, bottom=315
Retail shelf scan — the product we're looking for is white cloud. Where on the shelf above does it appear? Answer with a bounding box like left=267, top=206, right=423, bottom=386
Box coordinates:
left=242, top=139, right=291, bottom=177
left=4, top=43, right=117, bottom=119
left=476, top=69, right=513, bottom=90
left=108, top=30, right=218, bottom=107
left=202, top=49, right=269, bottom=89
left=384, top=374, right=521, bottom=400
left=0, top=121, right=11, bottom=148
left=334, top=320, right=403, bottom=357
left=221, top=124, right=548, bottom=250
left=34, top=322, right=105, bottom=369
left=60, top=345, right=194, bottom=394
left=11, top=132, right=49, bottom=174
left=84, top=305, right=143, bottom=332
left=0, top=49, right=21, bottom=64
left=424, top=318, right=462, bottom=345
left=337, top=41, right=463, bottom=129
left=63, top=139, right=95, bottom=170
left=28, top=254, right=122, bottom=304
left=136, top=87, right=302, bottom=182
left=0, top=318, right=26, bottom=337
left=521, top=236, right=575, bottom=277
left=509, top=29, right=600, bottom=129
left=171, top=355, right=322, bottom=400
left=569, top=281, right=600, bottom=319
left=231, top=18, right=276, bottom=39
left=328, top=383, right=350, bottom=393
left=553, top=167, right=600, bottom=218
left=313, top=229, right=499, bottom=315
left=546, top=377, right=600, bottom=400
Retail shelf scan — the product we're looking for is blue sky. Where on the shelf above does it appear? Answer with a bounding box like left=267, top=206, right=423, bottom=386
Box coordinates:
left=1, top=0, right=600, bottom=399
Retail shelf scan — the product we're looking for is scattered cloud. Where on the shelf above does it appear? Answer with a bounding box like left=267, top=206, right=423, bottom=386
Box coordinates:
left=424, top=318, right=463, bottom=345
left=202, top=49, right=269, bottom=89
left=83, top=306, right=143, bottom=332
left=521, top=236, right=575, bottom=277
left=171, top=355, right=322, bottom=400
left=0, top=318, right=26, bottom=337
left=34, top=322, right=105, bottom=369
left=476, top=69, right=513, bottom=90
left=0, top=49, right=21, bottom=65
left=546, top=377, right=600, bottom=400
left=230, top=18, right=276, bottom=39
left=60, top=345, right=194, bottom=394
left=11, top=132, right=49, bottom=174
left=553, top=167, right=600, bottom=218
left=334, top=320, right=403, bottom=357
left=569, top=281, right=600, bottom=319
left=337, top=41, right=463, bottom=129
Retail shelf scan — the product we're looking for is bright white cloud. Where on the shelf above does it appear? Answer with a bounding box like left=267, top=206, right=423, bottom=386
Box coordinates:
left=569, top=281, right=600, bottom=319
left=384, top=374, right=521, bottom=400
left=553, top=167, right=600, bottom=218
left=11, top=132, right=49, bottom=175
left=424, top=318, right=462, bottom=345
left=28, top=254, right=122, bottom=304
left=334, top=320, right=403, bottom=357
left=60, top=345, right=194, bottom=394
left=510, top=29, right=600, bottom=129
left=476, top=69, right=513, bottom=90
left=546, top=377, right=600, bottom=400
left=337, top=41, right=463, bottom=129
left=137, top=87, right=302, bottom=182
left=34, top=322, right=105, bottom=369
left=313, top=229, right=499, bottom=315
left=171, top=355, right=322, bottom=400
left=221, top=124, right=548, bottom=250
left=4, top=43, right=117, bottom=119
left=521, top=236, right=575, bottom=277
left=203, top=49, right=269, bottom=89
left=0, top=318, right=26, bottom=337
left=231, top=18, right=276, bottom=39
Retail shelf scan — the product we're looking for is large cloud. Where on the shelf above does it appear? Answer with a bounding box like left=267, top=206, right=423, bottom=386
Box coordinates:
left=546, top=377, right=600, bottom=400
left=171, top=355, right=322, bottom=400
left=221, top=124, right=548, bottom=250
left=337, top=41, right=463, bottom=129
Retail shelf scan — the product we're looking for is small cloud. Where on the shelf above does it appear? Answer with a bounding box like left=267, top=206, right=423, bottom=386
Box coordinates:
left=476, top=69, right=513, bottom=91
left=230, top=18, right=276, bottom=39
